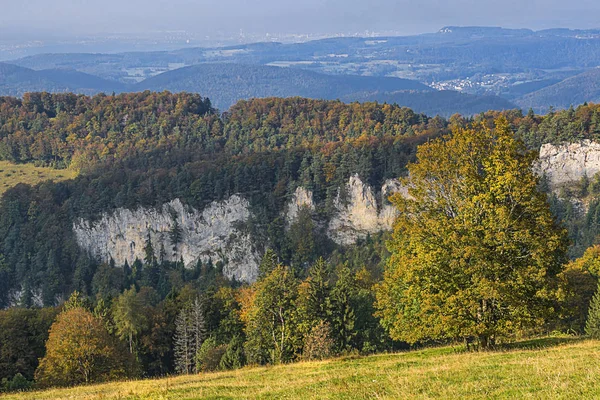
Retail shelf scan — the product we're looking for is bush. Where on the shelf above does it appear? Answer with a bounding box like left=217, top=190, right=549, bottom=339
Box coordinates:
left=302, top=321, right=334, bottom=361
left=219, top=336, right=246, bottom=370
left=1, top=373, right=32, bottom=392
left=196, top=337, right=227, bottom=372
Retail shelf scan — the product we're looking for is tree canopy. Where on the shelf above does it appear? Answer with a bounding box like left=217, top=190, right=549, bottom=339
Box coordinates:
left=375, top=117, right=569, bottom=348
left=35, top=306, right=131, bottom=387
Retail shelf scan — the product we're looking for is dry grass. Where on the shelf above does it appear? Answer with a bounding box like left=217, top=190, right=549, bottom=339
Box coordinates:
left=0, top=161, right=77, bottom=197
left=3, top=337, right=600, bottom=399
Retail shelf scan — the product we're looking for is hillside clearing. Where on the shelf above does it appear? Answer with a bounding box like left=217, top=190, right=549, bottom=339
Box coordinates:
left=0, top=161, right=77, bottom=196
left=3, top=337, right=600, bottom=400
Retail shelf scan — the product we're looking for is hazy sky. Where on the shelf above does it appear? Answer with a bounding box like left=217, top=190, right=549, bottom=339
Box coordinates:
left=2, top=0, right=600, bottom=37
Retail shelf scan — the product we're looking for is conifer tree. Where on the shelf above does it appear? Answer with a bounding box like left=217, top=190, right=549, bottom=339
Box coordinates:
left=306, top=258, right=332, bottom=324
left=113, top=286, right=147, bottom=355
left=143, top=234, right=159, bottom=287
left=174, top=308, right=193, bottom=374
left=174, top=298, right=206, bottom=374
left=586, top=282, right=600, bottom=338
left=331, top=265, right=356, bottom=352
left=258, top=249, right=279, bottom=279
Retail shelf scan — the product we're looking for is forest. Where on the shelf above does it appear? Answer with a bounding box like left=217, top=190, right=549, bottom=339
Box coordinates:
left=2, top=92, right=600, bottom=391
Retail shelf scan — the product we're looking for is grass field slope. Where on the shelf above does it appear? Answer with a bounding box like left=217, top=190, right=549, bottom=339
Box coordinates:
left=0, top=161, right=77, bottom=197
left=3, top=337, right=599, bottom=400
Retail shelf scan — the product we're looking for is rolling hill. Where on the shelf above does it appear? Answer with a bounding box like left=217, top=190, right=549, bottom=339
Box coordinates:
left=3, top=337, right=598, bottom=399
left=133, top=63, right=433, bottom=110
left=517, top=68, right=600, bottom=113
left=0, top=63, right=125, bottom=96
left=345, top=90, right=518, bottom=117
left=132, top=62, right=516, bottom=115
left=0, top=60, right=519, bottom=115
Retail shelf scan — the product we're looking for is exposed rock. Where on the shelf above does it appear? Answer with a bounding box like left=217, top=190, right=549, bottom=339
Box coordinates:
left=7, top=288, right=44, bottom=308
left=73, top=196, right=260, bottom=283
left=538, top=140, right=600, bottom=187
left=286, top=186, right=315, bottom=226
left=327, top=175, right=403, bottom=245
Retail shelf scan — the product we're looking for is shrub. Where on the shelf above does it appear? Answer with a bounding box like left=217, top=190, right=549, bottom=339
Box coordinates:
left=1, top=373, right=32, bottom=392
left=196, top=337, right=227, bottom=372
left=219, top=336, right=246, bottom=370
left=302, top=321, right=334, bottom=361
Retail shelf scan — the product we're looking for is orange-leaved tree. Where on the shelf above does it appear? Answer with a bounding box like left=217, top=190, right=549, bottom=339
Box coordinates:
left=35, top=306, right=132, bottom=387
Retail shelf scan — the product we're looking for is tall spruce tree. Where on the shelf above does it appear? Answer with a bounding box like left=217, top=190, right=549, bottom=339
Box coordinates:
left=143, top=234, right=159, bottom=288
left=173, top=308, right=193, bottom=374
left=586, top=282, right=600, bottom=338
left=174, top=298, right=206, bottom=374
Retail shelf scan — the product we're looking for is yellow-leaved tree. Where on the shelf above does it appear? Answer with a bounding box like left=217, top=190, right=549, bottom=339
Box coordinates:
left=375, top=117, right=568, bottom=348
left=35, top=306, right=131, bottom=387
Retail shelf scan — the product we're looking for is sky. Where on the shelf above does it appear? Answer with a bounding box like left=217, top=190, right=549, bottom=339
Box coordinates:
left=1, top=0, right=600, bottom=38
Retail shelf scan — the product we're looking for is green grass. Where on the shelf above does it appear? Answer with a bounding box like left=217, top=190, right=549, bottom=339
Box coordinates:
left=0, top=161, right=77, bottom=196
left=4, top=337, right=600, bottom=399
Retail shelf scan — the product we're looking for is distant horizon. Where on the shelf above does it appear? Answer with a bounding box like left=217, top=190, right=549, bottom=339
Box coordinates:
left=3, top=0, right=600, bottom=40
left=2, top=24, right=600, bottom=61
left=3, top=24, right=600, bottom=41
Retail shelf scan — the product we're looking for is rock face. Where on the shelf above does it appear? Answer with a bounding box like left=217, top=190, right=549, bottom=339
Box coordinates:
left=538, top=140, right=600, bottom=187
left=285, top=187, right=315, bottom=225
left=73, top=196, right=260, bottom=282
left=74, top=177, right=406, bottom=282
left=327, top=175, right=402, bottom=246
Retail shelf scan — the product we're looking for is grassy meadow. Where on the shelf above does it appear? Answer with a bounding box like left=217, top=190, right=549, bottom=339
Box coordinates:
left=3, top=337, right=600, bottom=400
left=0, top=161, right=77, bottom=196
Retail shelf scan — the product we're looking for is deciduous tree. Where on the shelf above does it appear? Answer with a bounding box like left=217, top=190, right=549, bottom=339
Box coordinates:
left=376, top=118, right=568, bottom=348
left=35, top=307, right=129, bottom=387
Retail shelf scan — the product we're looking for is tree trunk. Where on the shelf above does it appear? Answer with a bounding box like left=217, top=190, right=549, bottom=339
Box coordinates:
left=479, top=335, right=489, bottom=350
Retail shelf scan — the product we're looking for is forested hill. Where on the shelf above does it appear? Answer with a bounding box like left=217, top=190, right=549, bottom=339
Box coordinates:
left=517, top=68, right=600, bottom=113
left=133, top=63, right=432, bottom=110
left=345, top=90, right=517, bottom=118
left=0, top=92, right=442, bottom=309
left=0, top=61, right=518, bottom=116
left=0, top=63, right=125, bottom=96
left=2, top=92, right=600, bottom=312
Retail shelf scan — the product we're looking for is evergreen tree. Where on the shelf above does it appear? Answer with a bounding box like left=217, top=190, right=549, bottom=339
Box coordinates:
left=113, top=286, right=147, bottom=355
left=586, top=282, right=600, bottom=338
left=258, top=249, right=279, bottom=279
left=306, top=258, right=332, bottom=325
left=174, top=298, right=206, bottom=374
left=330, top=265, right=356, bottom=352
left=170, top=213, right=183, bottom=252
left=143, top=234, right=159, bottom=288
left=173, top=307, right=193, bottom=374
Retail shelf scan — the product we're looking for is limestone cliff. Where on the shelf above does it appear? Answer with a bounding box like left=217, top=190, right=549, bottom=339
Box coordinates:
left=285, top=187, right=315, bottom=226
left=73, top=196, right=260, bottom=282
left=327, top=175, right=402, bottom=246
left=73, top=176, right=406, bottom=283
left=538, top=140, right=600, bottom=187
